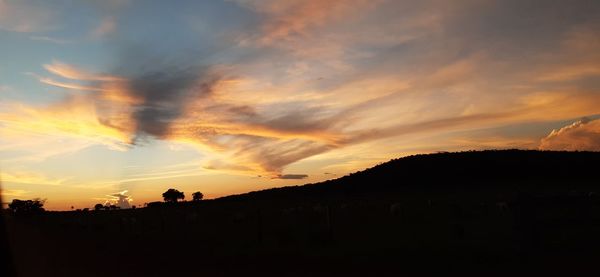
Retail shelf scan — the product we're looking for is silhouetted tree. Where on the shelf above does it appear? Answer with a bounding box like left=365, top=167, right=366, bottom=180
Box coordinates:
left=7, top=199, right=45, bottom=215
left=94, top=203, right=104, bottom=211
left=192, top=191, right=204, bottom=201
left=163, top=188, right=185, bottom=203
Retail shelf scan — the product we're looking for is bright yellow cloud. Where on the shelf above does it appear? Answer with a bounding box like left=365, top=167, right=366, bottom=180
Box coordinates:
left=0, top=96, right=133, bottom=152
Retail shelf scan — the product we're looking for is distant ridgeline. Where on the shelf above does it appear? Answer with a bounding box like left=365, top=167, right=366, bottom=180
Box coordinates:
left=217, top=150, right=600, bottom=203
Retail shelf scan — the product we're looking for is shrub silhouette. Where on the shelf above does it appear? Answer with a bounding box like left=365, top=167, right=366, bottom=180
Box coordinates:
left=192, top=191, right=204, bottom=201
left=8, top=199, right=45, bottom=215
left=94, top=203, right=104, bottom=211
left=162, top=188, right=185, bottom=203
left=146, top=201, right=163, bottom=208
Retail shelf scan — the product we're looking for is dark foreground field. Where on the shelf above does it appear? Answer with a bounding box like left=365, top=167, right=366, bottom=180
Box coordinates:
left=4, top=150, right=600, bottom=276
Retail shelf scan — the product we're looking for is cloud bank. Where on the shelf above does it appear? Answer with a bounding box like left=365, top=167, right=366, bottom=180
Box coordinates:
left=540, top=118, right=600, bottom=151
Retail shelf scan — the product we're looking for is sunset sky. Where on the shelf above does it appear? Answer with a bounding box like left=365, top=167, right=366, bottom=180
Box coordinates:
left=1, top=0, right=599, bottom=210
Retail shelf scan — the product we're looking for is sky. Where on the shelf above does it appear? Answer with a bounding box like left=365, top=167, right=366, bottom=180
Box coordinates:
left=1, top=0, right=599, bottom=210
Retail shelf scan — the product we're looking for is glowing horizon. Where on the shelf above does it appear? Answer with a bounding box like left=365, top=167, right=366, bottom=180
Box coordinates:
left=1, top=0, right=599, bottom=210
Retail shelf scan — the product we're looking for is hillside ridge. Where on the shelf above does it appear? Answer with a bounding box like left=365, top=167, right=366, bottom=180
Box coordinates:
left=216, top=149, right=600, bottom=202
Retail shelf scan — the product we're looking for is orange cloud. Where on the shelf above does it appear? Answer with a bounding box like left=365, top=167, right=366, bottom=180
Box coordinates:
left=539, top=118, right=600, bottom=151
left=0, top=96, right=134, bottom=151
left=17, top=54, right=600, bottom=178
left=537, top=64, right=600, bottom=82
left=166, top=67, right=600, bottom=175
left=11, top=4, right=600, bottom=180
left=235, top=0, right=378, bottom=44
left=38, top=60, right=140, bottom=105
left=517, top=91, right=600, bottom=122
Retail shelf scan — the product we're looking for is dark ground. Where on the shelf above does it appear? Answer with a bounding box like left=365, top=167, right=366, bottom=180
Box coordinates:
left=4, top=150, right=600, bottom=276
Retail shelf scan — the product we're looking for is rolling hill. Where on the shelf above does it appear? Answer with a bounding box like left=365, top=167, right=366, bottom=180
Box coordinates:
left=218, top=149, right=600, bottom=203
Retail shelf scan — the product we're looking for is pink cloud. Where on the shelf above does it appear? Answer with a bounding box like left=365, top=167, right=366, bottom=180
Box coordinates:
left=539, top=118, right=600, bottom=151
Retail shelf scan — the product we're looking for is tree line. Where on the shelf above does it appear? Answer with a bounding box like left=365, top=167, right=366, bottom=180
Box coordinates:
left=5, top=188, right=203, bottom=215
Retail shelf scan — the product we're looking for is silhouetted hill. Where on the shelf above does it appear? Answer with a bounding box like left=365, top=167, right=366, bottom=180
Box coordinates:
left=218, top=150, right=600, bottom=203
left=7, top=150, right=600, bottom=276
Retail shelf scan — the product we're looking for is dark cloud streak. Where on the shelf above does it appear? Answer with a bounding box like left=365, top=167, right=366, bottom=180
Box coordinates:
left=128, top=68, right=218, bottom=139
left=105, top=39, right=223, bottom=142
left=274, top=174, right=309, bottom=180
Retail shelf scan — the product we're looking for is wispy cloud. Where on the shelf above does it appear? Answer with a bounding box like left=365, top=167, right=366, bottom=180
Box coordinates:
left=38, top=77, right=106, bottom=92
left=0, top=171, right=68, bottom=186
left=534, top=25, right=600, bottom=82
left=234, top=0, right=378, bottom=44
left=29, top=36, right=72, bottom=44
left=43, top=61, right=123, bottom=81
left=0, top=0, right=58, bottom=32
left=89, top=17, right=117, bottom=39
left=0, top=189, right=28, bottom=197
